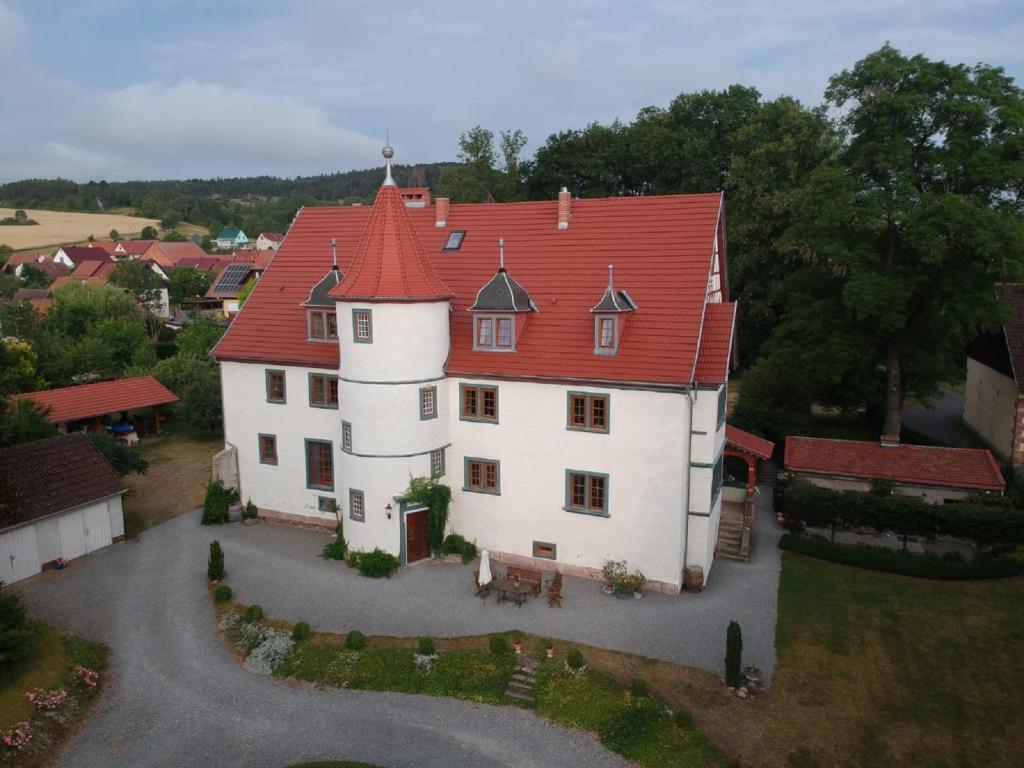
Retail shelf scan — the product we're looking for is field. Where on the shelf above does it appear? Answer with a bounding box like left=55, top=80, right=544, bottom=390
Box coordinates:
left=0, top=208, right=160, bottom=251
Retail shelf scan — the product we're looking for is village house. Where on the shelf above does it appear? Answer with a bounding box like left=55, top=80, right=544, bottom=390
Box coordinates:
left=52, top=245, right=114, bottom=270
left=212, top=145, right=735, bottom=593
left=256, top=232, right=284, bottom=251
left=215, top=227, right=249, bottom=249
left=141, top=240, right=207, bottom=268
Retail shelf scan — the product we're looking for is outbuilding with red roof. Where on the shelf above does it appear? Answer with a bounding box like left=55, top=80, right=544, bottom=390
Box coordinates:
left=784, top=435, right=1005, bottom=503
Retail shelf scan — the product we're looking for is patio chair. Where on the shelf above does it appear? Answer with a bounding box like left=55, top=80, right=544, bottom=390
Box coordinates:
left=474, top=570, right=492, bottom=599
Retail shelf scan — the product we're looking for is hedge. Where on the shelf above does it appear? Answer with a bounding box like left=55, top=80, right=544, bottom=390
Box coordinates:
left=779, top=534, right=1024, bottom=580
left=783, top=481, right=1024, bottom=546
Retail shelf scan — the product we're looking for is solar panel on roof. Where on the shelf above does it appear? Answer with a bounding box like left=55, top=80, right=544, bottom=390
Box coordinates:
left=214, top=263, right=252, bottom=293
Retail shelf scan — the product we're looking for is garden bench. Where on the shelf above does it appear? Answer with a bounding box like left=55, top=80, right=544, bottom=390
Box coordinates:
left=505, top=566, right=542, bottom=597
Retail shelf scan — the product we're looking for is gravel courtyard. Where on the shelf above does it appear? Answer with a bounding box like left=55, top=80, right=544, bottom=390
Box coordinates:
left=15, top=488, right=780, bottom=767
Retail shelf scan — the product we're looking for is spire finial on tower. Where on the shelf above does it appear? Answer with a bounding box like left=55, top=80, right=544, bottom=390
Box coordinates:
left=608, top=264, right=614, bottom=290
left=498, top=237, right=505, bottom=270
left=382, top=130, right=396, bottom=187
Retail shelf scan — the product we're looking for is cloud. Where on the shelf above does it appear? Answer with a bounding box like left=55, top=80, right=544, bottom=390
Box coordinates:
left=0, top=2, right=24, bottom=49
left=88, top=80, right=383, bottom=175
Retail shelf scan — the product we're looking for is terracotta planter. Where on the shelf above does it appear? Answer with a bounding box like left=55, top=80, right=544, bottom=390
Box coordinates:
left=513, top=640, right=522, bottom=655
left=546, top=646, right=554, bottom=659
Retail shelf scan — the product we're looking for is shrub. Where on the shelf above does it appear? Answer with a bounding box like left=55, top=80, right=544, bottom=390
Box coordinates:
left=725, top=621, right=743, bottom=687
left=601, top=559, right=628, bottom=587
left=245, top=499, right=258, bottom=520
left=441, top=533, right=478, bottom=564
left=488, top=634, right=509, bottom=657
left=207, top=540, right=225, bottom=581
left=213, top=584, right=232, bottom=603
left=0, top=583, right=32, bottom=669
left=345, top=630, right=366, bottom=651
left=418, top=637, right=437, bottom=656
left=628, top=678, right=649, bottom=698
left=244, top=629, right=294, bottom=675
left=601, top=693, right=667, bottom=756
left=201, top=480, right=237, bottom=525
left=674, top=708, right=695, bottom=730
left=357, top=548, right=399, bottom=578
left=566, top=648, right=585, bottom=671
left=321, top=524, right=347, bottom=560
left=244, top=604, right=264, bottom=623
left=778, top=533, right=1024, bottom=580
left=345, top=549, right=362, bottom=569
left=292, top=621, right=311, bottom=642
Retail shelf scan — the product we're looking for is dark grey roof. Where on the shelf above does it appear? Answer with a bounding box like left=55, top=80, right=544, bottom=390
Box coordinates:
left=469, top=268, right=536, bottom=313
left=0, top=433, right=125, bottom=530
left=590, top=288, right=637, bottom=313
left=304, top=267, right=342, bottom=307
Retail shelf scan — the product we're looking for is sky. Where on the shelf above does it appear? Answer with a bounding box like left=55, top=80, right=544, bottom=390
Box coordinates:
left=0, top=0, right=1021, bottom=183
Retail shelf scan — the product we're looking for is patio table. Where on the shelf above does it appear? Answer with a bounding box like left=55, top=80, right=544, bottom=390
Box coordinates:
left=493, top=578, right=533, bottom=608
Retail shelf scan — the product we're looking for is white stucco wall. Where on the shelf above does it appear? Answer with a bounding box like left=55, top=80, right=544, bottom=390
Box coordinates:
left=964, top=357, right=1017, bottom=461
left=797, top=473, right=973, bottom=504
left=221, top=361, right=343, bottom=523
left=220, top=303, right=728, bottom=589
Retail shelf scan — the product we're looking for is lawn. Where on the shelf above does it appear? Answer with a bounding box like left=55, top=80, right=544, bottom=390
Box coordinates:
left=0, top=623, right=64, bottom=729
left=123, top=431, right=222, bottom=536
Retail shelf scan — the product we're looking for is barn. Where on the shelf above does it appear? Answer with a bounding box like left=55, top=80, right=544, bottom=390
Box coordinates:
left=0, top=434, right=127, bottom=584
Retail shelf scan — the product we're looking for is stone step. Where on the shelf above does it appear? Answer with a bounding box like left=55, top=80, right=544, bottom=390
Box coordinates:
left=507, top=680, right=533, bottom=693
left=506, top=688, right=535, bottom=703
left=511, top=672, right=534, bottom=684
left=717, top=549, right=749, bottom=562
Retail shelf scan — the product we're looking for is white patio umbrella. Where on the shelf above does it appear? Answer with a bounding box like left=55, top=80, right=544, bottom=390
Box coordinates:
left=478, top=549, right=492, bottom=586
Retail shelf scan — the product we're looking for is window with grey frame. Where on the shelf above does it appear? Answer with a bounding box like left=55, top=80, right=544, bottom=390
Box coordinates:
left=419, top=386, right=438, bottom=420
left=265, top=369, right=286, bottom=403
left=565, top=470, right=608, bottom=516
left=473, top=315, right=514, bottom=351
left=593, top=315, right=618, bottom=354
left=567, top=392, right=609, bottom=433
left=464, top=457, right=499, bottom=494
left=309, top=374, right=339, bottom=409
left=341, top=421, right=352, bottom=452
left=349, top=488, right=365, bottom=521
left=711, top=452, right=724, bottom=505
left=307, top=309, right=338, bottom=341
left=352, top=309, right=372, bottom=343
left=460, top=384, right=498, bottom=422
left=716, top=385, right=727, bottom=430
left=430, top=447, right=445, bottom=478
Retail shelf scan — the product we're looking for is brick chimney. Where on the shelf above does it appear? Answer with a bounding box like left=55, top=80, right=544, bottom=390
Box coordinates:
left=435, top=197, right=450, bottom=228
left=557, top=187, right=571, bottom=230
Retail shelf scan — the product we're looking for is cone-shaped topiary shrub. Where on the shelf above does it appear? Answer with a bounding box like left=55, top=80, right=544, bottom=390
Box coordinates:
left=725, top=620, right=743, bottom=687
left=207, top=540, right=225, bottom=581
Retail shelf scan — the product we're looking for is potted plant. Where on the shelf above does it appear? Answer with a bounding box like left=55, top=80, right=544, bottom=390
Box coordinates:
left=513, top=637, right=523, bottom=655
left=601, top=560, right=626, bottom=595
left=629, top=570, right=647, bottom=599
left=55, top=557, right=69, bottom=571
left=545, top=641, right=554, bottom=659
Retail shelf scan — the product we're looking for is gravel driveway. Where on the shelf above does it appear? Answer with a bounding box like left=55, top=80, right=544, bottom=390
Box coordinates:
left=17, top=516, right=630, bottom=768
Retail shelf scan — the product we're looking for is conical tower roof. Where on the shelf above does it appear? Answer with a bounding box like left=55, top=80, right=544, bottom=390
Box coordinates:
left=329, top=142, right=453, bottom=303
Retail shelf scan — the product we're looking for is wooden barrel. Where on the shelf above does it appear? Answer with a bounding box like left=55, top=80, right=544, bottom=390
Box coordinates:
left=684, top=566, right=704, bottom=593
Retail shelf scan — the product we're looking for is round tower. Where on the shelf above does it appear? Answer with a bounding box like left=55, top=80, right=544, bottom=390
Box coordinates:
left=330, top=142, right=453, bottom=562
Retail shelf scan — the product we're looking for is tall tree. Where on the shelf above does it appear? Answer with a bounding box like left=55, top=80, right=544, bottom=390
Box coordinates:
left=787, top=45, right=1024, bottom=437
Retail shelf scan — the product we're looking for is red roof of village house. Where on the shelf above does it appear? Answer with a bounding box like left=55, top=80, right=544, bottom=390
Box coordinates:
left=71, top=260, right=115, bottom=279
left=259, top=232, right=284, bottom=242
left=726, top=425, right=774, bottom=460
left=143, top=241, right=206, bottom=265
left=87, top=242, right=118, bottom=255
left=694, top=301, right=736, bottom=384
left=12, top=376, right=179, bottom=424
left=784, top=436, right=1005, bottom=492
left=214, top=186, right=726, bottom=386
left=114, top=240, right=157, bottom=256
left=59, top=246, right=114, bottom=265
left=328, top=183, right=453, bottom=303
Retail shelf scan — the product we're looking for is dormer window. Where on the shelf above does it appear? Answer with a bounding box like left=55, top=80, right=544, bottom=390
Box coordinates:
left=594, top=315, right=618, bottom=354
left=474, top=315, right=514, bottom=351
left=589, top=265, right=636, bottom=357
left=307, top=309, right=338, bottom=341
left=443, top=230, right=466, bottom=251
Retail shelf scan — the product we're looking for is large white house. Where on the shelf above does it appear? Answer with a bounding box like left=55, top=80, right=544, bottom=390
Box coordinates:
left=213, top=145, right=736, bottom=593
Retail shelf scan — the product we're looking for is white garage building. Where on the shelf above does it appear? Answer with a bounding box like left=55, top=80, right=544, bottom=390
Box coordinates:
left=0, top=433, right=126, bottom=584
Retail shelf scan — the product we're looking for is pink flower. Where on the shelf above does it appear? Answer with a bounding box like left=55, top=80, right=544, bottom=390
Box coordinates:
left=74, top=665, right=99, bottom=689
left=2, top=721, right=32, bottom=750
left=25, top=688, right=68, bottom=710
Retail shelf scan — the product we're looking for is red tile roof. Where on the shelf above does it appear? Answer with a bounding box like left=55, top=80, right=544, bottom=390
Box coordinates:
left=114, top=240, right=157, bottom=256
left=694, top=301, right=736, bottom=384
left=71, top=260, right=115, bottom=279
left=328, top=183, right=453, bottom=303
left=259, top=232, right=284, bottom=242
left=177, top=257, right=232, bottom=272
left=215, top=188, right=726, bottom=386
left=0, top=434, right=126, bottom=529
left=143, top=241, right=206, bottom=265
left=12, top=376, right=179, bottom=424
left=87, top=242, right=118, bottom=255
left=784, top=436, right=1005, bottom=492
left=726, top=425, right=774, bottom=460
left=59, top=246, right=114, bottom=265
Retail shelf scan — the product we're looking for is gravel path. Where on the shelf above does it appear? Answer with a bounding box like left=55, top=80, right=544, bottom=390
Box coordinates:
left=209, top=485, right=782, bottom=680
left=17, top=516, right=631, bottom=768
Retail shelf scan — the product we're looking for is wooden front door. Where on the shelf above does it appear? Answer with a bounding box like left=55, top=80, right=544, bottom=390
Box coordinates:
left=406, top=509, right=431, bottom=563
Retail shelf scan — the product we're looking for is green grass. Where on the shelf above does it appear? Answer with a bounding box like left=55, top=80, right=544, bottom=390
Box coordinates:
left=534, top=662, right=730, bottom=767
left=770, top=553, right=1024, bottom=767
left=0, top=621, right=64, bottom=728
left=280, top=641, right=515, bottom=703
